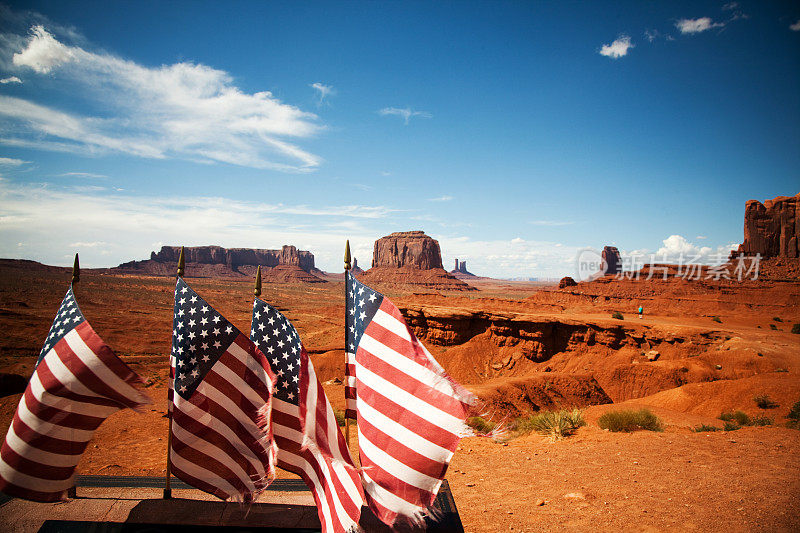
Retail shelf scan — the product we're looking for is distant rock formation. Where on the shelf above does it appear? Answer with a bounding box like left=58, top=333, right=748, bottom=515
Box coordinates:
left=450, top=258, right=478, bottom=279
left=362, top=231, right=475, bottom=291
left=371, top=231, right=444, bottom=269
left=115, top=245, right=325, bottom=282
left=352, top=257, right=364, bottom=274
left=558, top=276, right=577, bottom=289
left=602, top=246, right=622, bottom=275
left=736, top=193, right=800, bottom=258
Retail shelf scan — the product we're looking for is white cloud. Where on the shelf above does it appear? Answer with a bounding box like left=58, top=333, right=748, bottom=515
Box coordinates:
left=791, top=20, right=800, bottom=31
left=378, top=107, right=432, bottom=125
left=2, top=25, right=323, bottom=172
left=310, top=82, right=335, bottom=106
left=0, top=157, right=29, bottom=166
left=58, top=172, right=108, bottom=179
left=0, top=76, right=22, bottom=84
left=722, top=2, right=739, bottom=10
left=427, top=195, right=453, bottom=202
left=0, top=180, right=393, bottom=269
left=644, top=29, right=659, bottom=43
left=675, top=18, right=724, bottom=34
left=696, top=235, right=707, bottom=240
left=652, top=234, right=736, bottom=263
left=599, top=35, right=633, bottom=59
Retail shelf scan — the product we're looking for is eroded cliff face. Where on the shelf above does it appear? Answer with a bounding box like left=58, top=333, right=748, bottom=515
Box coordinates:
left=150, top=245, right=316, bottom=271
left=738, top=193, right=800, bottom=258
left=371, top=231, right=444, bottom=269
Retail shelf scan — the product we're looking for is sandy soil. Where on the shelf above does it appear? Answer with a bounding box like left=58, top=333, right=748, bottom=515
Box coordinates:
left=0, top=263, right=799, bottom=531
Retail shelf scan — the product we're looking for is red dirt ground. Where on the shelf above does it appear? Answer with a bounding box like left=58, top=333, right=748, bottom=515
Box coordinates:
left=0, top=262, right=798, bottom=531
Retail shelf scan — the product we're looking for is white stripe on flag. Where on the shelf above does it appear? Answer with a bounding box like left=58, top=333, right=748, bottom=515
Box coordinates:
left=17, top=395, right=95, bottom=443
left=170, top=448, right=241, bottom=498
left=371, top=309, right=412, bottom=341
left=4, top=424, right=80, bottom=468
left=361, top=470, right=426, bottom=517
left=29, top=372, right=118, bottom=418
left=0, top=456, right=75, bottom=493
left=357, top=427, right=441, bottom=491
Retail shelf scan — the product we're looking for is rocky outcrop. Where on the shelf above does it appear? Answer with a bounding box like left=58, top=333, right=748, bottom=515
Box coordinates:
left=737, top=193, right=800, bottom=258
left=558, top=276, right=577, bottom=289
left=115, top=245, right=325, bottom=282
left=363, top=231, right=475, bottom=291
left=371, top=231, right=443, bottom=269
left=602, top=246, right=622, bottom=275
left=450, top=259, right=477, bottom=278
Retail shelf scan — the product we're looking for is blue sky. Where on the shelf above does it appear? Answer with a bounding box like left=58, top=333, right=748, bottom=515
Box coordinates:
left=0, top=1, right=798, bottom=278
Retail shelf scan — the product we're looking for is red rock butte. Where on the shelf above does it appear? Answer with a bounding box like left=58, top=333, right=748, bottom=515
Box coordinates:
left=360, top=231, right=475, bottom=291
left=737, top=192, right=800, bottom=258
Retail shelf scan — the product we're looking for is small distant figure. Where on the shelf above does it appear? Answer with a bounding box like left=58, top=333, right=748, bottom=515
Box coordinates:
left=638, top=306, right=643, bottom=319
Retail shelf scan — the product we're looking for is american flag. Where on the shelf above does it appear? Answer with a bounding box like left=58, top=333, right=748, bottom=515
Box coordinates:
left=169, top=278, right=277, bottom=501
left=345, top=271, right=475, bottom=526
left=251, top=298, right=365, bottom=533
left=0, top=286, right=151, bottom=502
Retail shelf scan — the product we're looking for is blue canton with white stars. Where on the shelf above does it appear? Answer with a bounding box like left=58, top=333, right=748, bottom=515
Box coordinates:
left=250, top=299, right=302, bottom=405
left=38, top=286, right=85, bottom=366
left=345, top=272, right=383, bottom=355
left=172, top=278, right=239, bottom=400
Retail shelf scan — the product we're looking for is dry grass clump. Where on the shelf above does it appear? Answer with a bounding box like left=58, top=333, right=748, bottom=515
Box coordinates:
left=787, top=400, right=800, bottom=429
left=611, top=311, right=624, bottom=320
left=466, top=415, right=497, bottom=434
left=719, top=410, right=772, bottom=430
left=598, top=408, right=664, bottom=432
left=513, top=408, right=585, bottom=440
left=753, top=394, right=778, bottom=409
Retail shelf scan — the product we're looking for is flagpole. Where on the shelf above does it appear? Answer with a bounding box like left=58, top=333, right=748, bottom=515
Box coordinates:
left=254, top=265, right=262, bottom=298
left=343, top=240, right=351, bottom=447
left=164, top=246, right=184, bottom=500
left=67, top=254, right=79, bottom=500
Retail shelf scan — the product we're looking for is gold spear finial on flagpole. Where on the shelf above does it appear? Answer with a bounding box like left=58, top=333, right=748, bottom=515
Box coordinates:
left=344, top=240, right=351, bottom=447
left=254, top=265, right=262, bottom=298
left=71, top=253, right=80, bottom=285
left=165, top=246, right=184, bottom=500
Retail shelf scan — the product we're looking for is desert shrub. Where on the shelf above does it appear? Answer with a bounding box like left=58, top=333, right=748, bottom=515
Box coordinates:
left=611, top=311, right=624, bottom=320
left=776, top=368, right=788, bottom=373
left=466, top=416, right=497, bottom=434
left=711, top=316, right=722, bottom=323
left=750, top=415, right=772, bottom=426
left=514, top=409, right=585, bottom=440
left=787, top=400, right=800, bottom=429
left=723, top=421, right=739, bottom=431
left=598, top=408, right=663, bottom=433
left=792, top=324, right=800, bottom=334
left=333, top=409, right=346, bottom=427
left=753, top=394, right=778, bottom=409
left=693, top=424, right=720, bottom=432
left=773, top=317, right=783, bottom=322
left=719, top=410, right=751, bottom=426
left=770, top=324, right=778, bottom=331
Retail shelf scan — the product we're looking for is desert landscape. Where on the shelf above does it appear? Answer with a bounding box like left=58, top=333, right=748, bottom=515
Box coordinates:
left=1, top=193, right=798, bottom=532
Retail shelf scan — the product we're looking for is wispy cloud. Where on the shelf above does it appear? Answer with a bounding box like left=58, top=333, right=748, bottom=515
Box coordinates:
left=69, top=241, right=107, bottom=248
left=0, top=157, right=29, bottom=166
left=599, top=35, right=633, bottom=59
left=1, top=25, right=323, bottom=172
left=58, top=171, right=108, bottom=179
left=791, top=20, right=800, bottom=31
left=675, top=17, right=725, bottom=34
left=722, top=2, right=739, bottom=10
left=310, top=82, right=335, bottom=106
left=378, top=107, right=432, bottom=125
left=0, top=76, right=22, bottom=84
left=427, top=195, right=453, bottom=202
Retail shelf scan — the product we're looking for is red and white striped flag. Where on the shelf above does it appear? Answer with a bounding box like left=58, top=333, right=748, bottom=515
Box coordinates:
left=169, top=278, right=277, bottom=501
left=345, top=271, right=475, bottom=526
left=0, top=286, right=151, bottom=502
left=251, top=297, right=365, bottom=533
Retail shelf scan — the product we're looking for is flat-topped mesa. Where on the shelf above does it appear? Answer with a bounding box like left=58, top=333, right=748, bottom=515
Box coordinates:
left=736, top=192, right=800, bottom=258
left=371, top=230, right=444, bottom=269
left=150, top=245, right=316, bottom=272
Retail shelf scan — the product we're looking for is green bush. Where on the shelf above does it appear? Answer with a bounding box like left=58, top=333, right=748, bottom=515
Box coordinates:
left=773, top=317, right=783, bottom=322
left=611, top=311, right=624, bottom=320
left=514, top=409, right=585, bottom=440
left=711, top=316, right=722, bottom=323
left=792, top=324, right=800, bottom=334
left=693, top=424, right=720, bottom=432
left=598, top=408, right=664, bottom=433
left=719, top=410, right=750, bottom=425
left=723, top=421, right=739, bottom=431
left=753, top=394, right=778, bottom=409
left=770, top=323, right=778, bottom=331
left=750, top=415, right=772, bottom=426
left=466, top=416, right=497, bottom=434
left=787, top=399, right=800, bottom=429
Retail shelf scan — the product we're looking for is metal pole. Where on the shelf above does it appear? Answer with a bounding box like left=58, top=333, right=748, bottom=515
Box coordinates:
left=164, top=246, right=184, bottom=499
left=67, top=254, right=79, bottom=499
left=343, top=241, right=351, bottom=447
